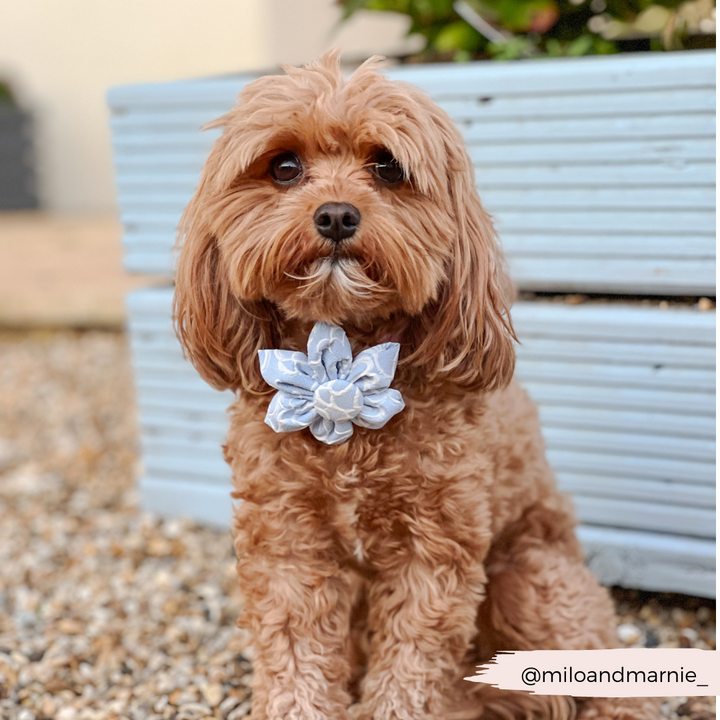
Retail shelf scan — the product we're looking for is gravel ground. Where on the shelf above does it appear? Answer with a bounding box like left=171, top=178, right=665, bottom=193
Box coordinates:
left=0, top=330, right=715, bottom=720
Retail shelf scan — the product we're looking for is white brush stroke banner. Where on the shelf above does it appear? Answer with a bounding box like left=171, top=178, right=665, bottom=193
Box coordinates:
left=465, top=649, right=719, bottom=696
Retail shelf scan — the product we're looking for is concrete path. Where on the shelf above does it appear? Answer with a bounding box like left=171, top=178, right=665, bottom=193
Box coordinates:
left=0, top=212, right=167, bottom=328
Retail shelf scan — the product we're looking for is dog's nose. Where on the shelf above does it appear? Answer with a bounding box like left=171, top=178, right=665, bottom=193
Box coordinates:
left=313, top=202, right=361, bottom=243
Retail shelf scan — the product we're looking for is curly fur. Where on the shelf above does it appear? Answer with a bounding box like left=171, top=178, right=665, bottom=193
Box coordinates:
left=174, top=52, right=659, bottom=720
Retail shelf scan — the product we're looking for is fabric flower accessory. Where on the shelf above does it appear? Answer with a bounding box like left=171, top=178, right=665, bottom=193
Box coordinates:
left=258, top=322, right=405, bottom=445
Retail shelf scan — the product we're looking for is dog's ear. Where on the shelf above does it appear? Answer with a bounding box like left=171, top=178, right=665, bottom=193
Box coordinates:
left=405, top=107, right=516, bottom=392
left=173, top=193, right=276, bottom=395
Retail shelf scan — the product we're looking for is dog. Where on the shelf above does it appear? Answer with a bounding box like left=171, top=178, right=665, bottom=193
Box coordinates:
left=173, top=52, right=658, bottom=720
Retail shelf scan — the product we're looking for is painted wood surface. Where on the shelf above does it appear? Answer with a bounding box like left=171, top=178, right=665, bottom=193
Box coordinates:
left=108, top=51, right=716, bottom=294
left=126, top=287, right=716, bottom=597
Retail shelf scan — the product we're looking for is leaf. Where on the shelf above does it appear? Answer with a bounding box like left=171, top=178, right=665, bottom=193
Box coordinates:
left=566, top=33, right=595, bottom=54
left=488, top=35, right=537, bottom=58
left=432, top=20, right=484, bottom=51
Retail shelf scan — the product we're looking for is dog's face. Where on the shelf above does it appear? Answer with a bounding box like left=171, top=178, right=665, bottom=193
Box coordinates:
left=175, top=52, right=515, bottom=395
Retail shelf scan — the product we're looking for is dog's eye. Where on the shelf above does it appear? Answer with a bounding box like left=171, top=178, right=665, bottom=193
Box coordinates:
left=270, top=152, right=303, bottom=184
left=372, top=150, right=404, bottom=185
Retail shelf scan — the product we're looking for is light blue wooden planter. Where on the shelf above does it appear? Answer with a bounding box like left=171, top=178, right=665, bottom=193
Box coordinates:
left=109, top=50, right=716, bottom=598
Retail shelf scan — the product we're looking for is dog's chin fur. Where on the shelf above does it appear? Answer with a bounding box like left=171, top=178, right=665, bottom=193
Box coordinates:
left=173, top=52, right=659, bottom=720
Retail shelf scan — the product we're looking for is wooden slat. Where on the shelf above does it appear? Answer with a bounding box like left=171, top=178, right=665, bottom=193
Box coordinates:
left=143, top=454, right=230, bottom=484
left=126, top=285, right=174, bottom=311
left=141, top=476, right=232, bottom=529
left=484, top=186, right=716, bottom=211
left=475, top=161, right=715, bottom=187
left=113, top=159, right=207, bottom=176
left=501, top=233, right=715, bottom=258
left=136, top=366, right=214, bottom=390
left=120, top=211, right=183, bottom=228
left=496, top=209, right=714, bottom=234
left=547, top=448, right=713, bottom=485
left=114, top=168, right=204, bottom=184
left=524, top=382, right=714, bottom=416
left=472, top=137, right=714, bottom=167
left=439, top=87, right=715, bottom=121
left=572, top=496, right=715, bottom=538
left=141, top=423, right=228, bottom=446
left=144, top=437, right=226, bottom=457
left=509, top=259, right=714, bottom=294
left=107, top=76, right=255, bottom=108
left=511, top=303, right=715, bottom=344
left=516, top=359, right=714, bottom=393
left=110, top=108, right=232, bottom=131
left=515, top=336, right=713, bottom=368
left=124, top=253, right=174, bottom=275
left=540, top=426, right=714, bottom=463
left=385, top=51, right=715, bottom=96
left=117, top=194, right=194, bottom=212
left=136, top=385, right=233, bottom=413
left=112, top=128, right=222, bottom=150
left=462, top=113, right=715, bottom=143
left=137, top=398, right=231, bottom=421
left=557, top=473, right=714, bottom=507
left=577, top=525, right=715, bottom=598
left=537, top=406, right=714, bottom=440
left=141, top=412, right=228, bottom=436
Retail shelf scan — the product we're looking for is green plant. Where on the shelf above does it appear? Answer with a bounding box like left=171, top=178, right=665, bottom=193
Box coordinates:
left=338, top=0, right=715, bottom=59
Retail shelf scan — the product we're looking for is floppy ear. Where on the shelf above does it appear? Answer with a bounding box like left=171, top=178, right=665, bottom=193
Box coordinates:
left=173, top=192, right=277, bottom=394
left=405, top=108, right=516, bottom=392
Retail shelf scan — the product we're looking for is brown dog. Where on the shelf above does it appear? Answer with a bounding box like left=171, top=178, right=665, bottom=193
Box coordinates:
left=174, top=52, right=658, bottom=720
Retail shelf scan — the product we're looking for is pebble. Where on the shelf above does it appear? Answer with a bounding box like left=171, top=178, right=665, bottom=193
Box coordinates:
left=202, top=682, right=225, bottom=707
left=616, top=622, right=643, bottom=645
left=697, top=297, right=714, bottom=311
left=0, top=330, right=713, bottom=720
left=227, top=701, right=253, bottom=720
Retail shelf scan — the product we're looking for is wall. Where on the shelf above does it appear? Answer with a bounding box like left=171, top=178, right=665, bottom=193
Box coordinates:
left=0, top=1, right=414, bottom=212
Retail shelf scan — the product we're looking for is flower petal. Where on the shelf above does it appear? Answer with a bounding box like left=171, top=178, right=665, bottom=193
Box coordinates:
left=307, top=322, right=353, bottom=382
left=354, top=388, right=405, bottom=430
left=258, top=349, right=317, bottom=395
left=346, top=342, right=401, bottom=393
left=264, top=391, right=316, bottom=433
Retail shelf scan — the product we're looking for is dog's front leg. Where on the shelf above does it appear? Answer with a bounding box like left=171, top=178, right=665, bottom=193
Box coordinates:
left=234, top=497, right=354, bottom=720
left=354, top=534, right=487, bottom=720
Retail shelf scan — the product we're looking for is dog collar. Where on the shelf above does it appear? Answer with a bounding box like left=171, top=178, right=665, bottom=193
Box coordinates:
left=258, top=322, right=404, bottom=445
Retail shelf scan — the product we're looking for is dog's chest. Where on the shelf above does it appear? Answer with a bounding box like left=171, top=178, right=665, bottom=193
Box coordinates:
left=329, top=466, right=371, bottom=564
left=335, top=493, right=366, bottom=563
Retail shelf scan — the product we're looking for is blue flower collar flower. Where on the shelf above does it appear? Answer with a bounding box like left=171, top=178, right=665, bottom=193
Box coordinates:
left=258, top=322, right=404, bottom=445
